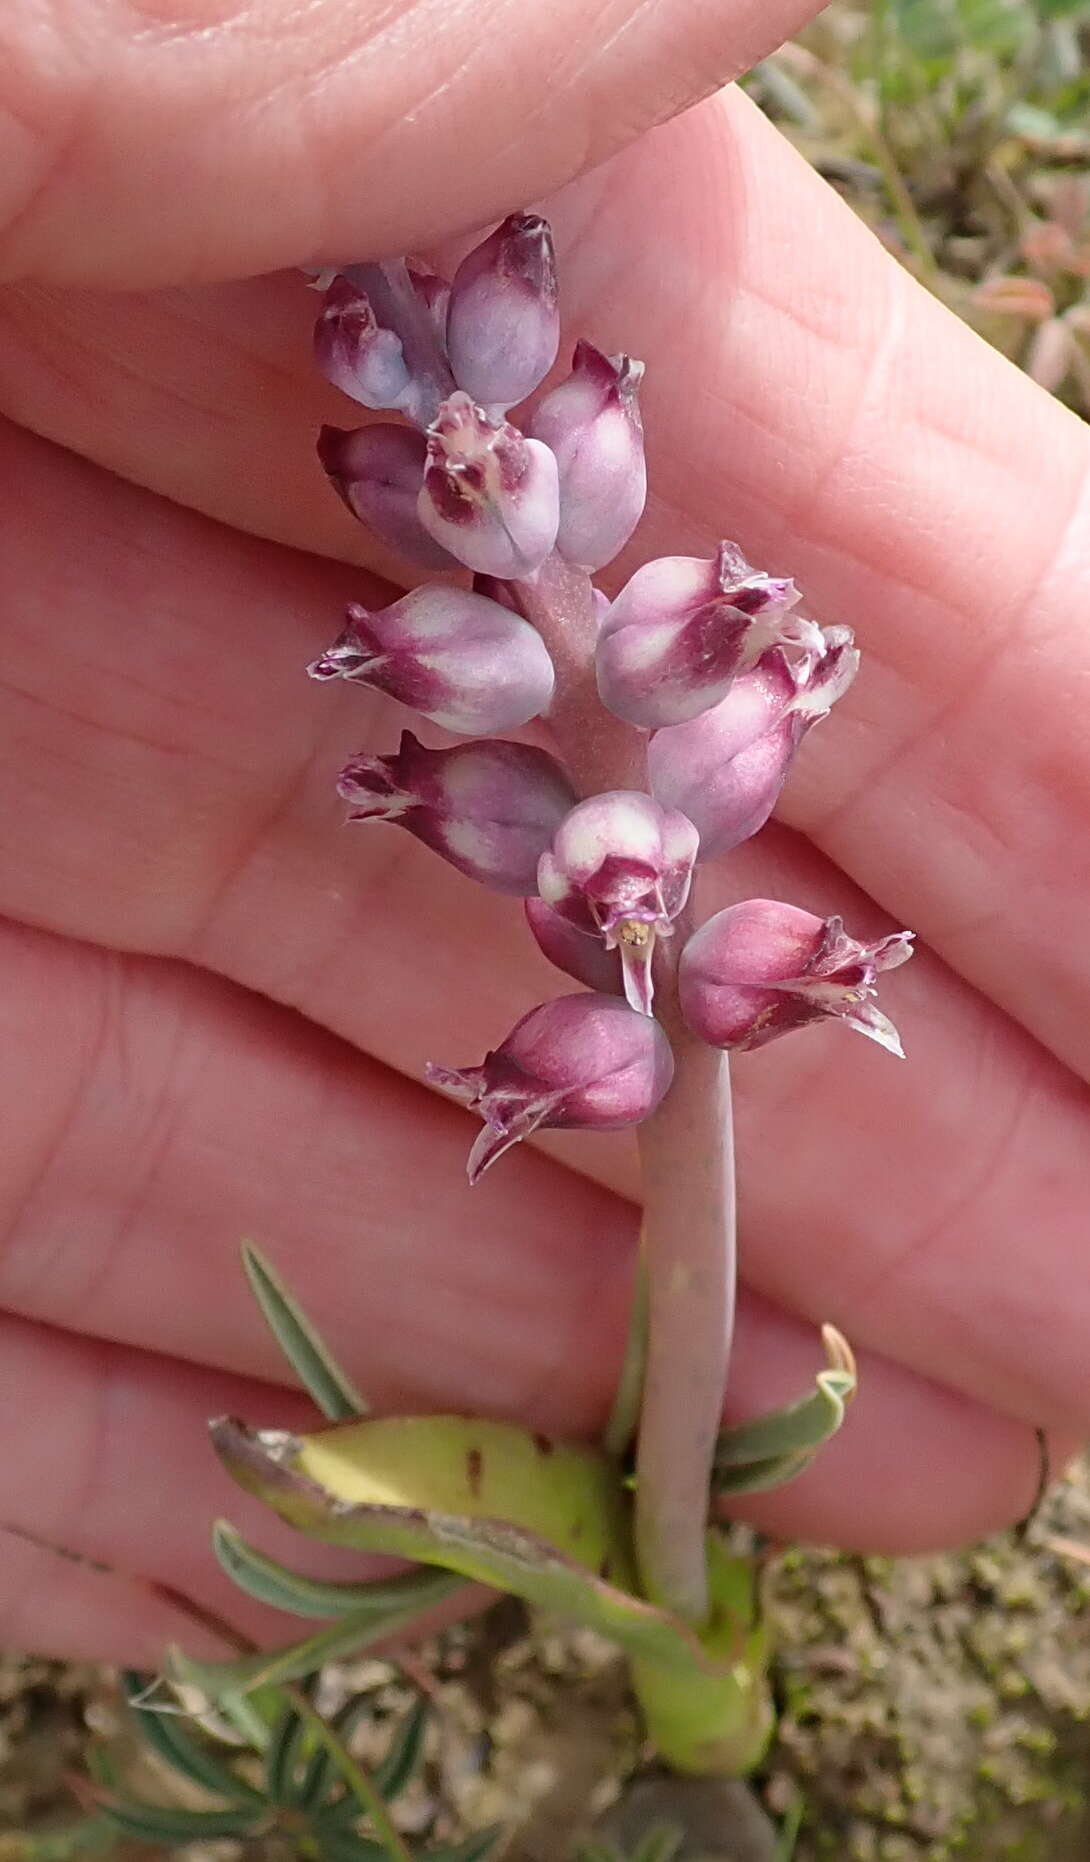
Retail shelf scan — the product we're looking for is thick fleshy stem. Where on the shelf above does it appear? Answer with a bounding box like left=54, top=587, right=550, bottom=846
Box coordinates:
left=509, top=554, right=735, bottom=1628
left=634, top=934, right=736, bottom=1625
left=509, top=553, right=642, bottom=794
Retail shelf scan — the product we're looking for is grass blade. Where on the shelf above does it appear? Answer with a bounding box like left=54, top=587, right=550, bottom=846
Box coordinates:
left=213, top=1519, right=460, bottom=1622
left=242, top=1242, right=368, bottom=1421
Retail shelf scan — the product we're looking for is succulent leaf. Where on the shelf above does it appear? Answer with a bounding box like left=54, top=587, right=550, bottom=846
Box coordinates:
left=210, top=1414, right=724, bottom=1675
left=711, top=1326, right=857, bottom=1497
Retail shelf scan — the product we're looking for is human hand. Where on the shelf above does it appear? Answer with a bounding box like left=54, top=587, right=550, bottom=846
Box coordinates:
left=1, top=0, right=1087, bottom=1667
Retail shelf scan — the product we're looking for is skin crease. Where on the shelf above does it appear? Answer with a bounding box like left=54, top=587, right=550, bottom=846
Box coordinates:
left=0, top=2, right=1088, bottom=1661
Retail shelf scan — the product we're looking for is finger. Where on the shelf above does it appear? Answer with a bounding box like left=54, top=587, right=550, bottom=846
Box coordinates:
left=0, top=894, right=1085, bottom=1459
left=0, top=1526, right=230, bottom=1665
left=0, top=1311, right=481, bottom=1655
left=4, top=94, right=1090, bottom=1082
left=0, top=0, right=822, bottom=287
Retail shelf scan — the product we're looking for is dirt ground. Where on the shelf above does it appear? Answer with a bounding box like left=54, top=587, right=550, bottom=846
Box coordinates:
left=3, top=1458, right=1088, bottom=1861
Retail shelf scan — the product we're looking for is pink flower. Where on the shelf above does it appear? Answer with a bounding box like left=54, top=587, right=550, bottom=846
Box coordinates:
left=418, top=393, right=560, bottom=578
left=317, top=425, right=456, bottom=570
left=530, top=342, right=646, bottom=571
left=337, top=732, right=577, bottom=896
left=446, top=213, right=560, bottom=411
left=537, top=792, right=699, bottom=1014
left=596, top=540, right=822, bottom=729
left=307, top=586, right=555, bottom=736
left=679, top=900, right=914, bottom=1055
left=428, top=993, right=675, bottom=1181
left=648, top=630, right=859, bottom=860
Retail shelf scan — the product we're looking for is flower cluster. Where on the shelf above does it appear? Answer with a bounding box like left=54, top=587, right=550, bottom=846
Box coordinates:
left=307, top=214, right=913, bottom=1177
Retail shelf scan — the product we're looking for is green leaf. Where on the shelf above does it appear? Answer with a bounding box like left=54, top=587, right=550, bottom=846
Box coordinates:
left=98, top=1800, right=263, bottom=1842
left=711, top=1326, right=857, bottom=1497
left=375, top=1698, right=429, bottom=1801
left=265, top=1697, right=309, bottom=1803
left=301, top=1693, right=381, bottom=1813
left=324, top=1696, right=429, bottom=1827
left=211, top=1414, right=715, bottom=1676
left=120, top=1671, right=263, bottom=1805
left=213, top=1519, right=461, bottom=1622
left=169, top=1597, right=432, bottom=1703
left=242, top=1242, right=368, bottom=1421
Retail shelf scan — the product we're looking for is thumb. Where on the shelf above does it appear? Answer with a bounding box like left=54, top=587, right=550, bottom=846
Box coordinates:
left=0, top=0, right=823, bottom=288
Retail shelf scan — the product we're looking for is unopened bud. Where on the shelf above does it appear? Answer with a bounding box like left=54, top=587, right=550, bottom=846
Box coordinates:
left=596, top=541, right=822, bottom=729
left=314, top=278, right=414, bottom=413
left=317, top=424, right=456, bottom=570
left=307, top=587, right=555, bottom=736
left=679, top=901, right=913, bottom=1056
left=428, top=993, right=674, bottom=1181
left=418, top=392, right=560, bottom=578
left=447, top=213, right=560, bottom=410
left=530, top=341, right=646, bottom=571
left=537, top=792, right=699, bottom=1014
left=337, top=731, right=577, bottom=894
left=648, top=632, right=859, bottom=860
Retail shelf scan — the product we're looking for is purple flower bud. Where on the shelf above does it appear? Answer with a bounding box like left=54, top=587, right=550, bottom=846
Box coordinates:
left=342, top=259, right=456, bottom=425
left=317, top=425, right=457, bottom=570
left=596, top=540, right=824, bottom=729
left=529, top=341, right=646, bottom=571
left=427, top=993, right=674, bottom=1181
left=306, top=586, right=555, bottom=736
left=524, top=897, right=624, bottom=995
left=446, top=213, right=560, bottom=411
left=314, top=278, right=415, bottom=414
left=537, top=792, right=699, bottom=1015
left=648, top=631, right=859, bottom=860
left=337, top=731, right=577, bottom=895
left=408, top=262, right=452, bottom=342
left=417, top=393, right=560, bottom=578
left=679, top=901, right=914, bottom=1056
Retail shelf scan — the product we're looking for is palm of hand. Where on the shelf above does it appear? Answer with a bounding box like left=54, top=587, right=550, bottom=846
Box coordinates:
left=0, top=90, right=1087, bottom=1665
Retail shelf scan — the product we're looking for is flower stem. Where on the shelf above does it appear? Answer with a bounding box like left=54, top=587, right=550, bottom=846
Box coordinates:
left=633, top=971, right=736, bottom=1624
left=512, top=555, right=737, bottom=1625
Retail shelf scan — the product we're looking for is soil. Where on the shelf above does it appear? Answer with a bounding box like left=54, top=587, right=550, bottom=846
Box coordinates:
left=3, top=1460, right=1088, bottom=1861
